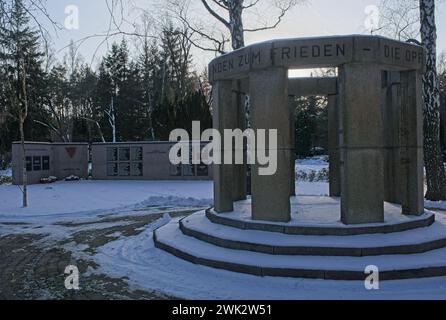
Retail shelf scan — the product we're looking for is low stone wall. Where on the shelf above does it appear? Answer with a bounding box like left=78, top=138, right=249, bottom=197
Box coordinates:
left=91, top=142, right=213, bottom=181
left=12, top=141, right=213, bottom=185
left=12, top=142, right=89, bottom=185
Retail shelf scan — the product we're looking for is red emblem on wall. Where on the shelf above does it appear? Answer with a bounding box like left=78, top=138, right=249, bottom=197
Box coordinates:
left=66, top=147, right=77, bottom=159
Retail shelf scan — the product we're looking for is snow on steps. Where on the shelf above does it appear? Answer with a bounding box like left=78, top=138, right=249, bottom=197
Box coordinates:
left=206, top=197, right=436, bottom=236
left=154, top=216, right=446, bottom=280
left=179, top=211, right=446, bottom=257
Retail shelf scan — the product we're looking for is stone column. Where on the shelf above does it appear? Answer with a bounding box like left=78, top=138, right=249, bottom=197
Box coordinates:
left=338, top=63, right=384, bottom=224
left=232, top=80, right=247, bottom=201
left=250, top=68, right=292, bottom=222
left=400, top=70, right=424, bottom=215
left=382, top=71, right=403, bottom=204
left=289, top=96, right=296, bottom=196
left=213, top=80, right=236, bottom=213
left=328, top=94, right=341, bottom=197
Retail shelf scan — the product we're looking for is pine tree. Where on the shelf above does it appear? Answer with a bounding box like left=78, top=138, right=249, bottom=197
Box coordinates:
left=73, top=65, right=99, bottom=142
left=159, top=22, right=193, bottom=100
left=293, top=96, right=327, bottom=157
left=96, top=40, right=131, bottom=142
left=138, top=38, right=162, bottom=140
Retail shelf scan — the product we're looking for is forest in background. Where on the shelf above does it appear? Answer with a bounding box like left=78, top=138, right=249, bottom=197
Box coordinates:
left=0, top=3, right=213, bottom=168
left=1, top=0, right=446, bottom=169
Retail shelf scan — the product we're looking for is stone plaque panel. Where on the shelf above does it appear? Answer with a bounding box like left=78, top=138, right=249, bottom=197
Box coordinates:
left=209, top=36, right=425, bottom=83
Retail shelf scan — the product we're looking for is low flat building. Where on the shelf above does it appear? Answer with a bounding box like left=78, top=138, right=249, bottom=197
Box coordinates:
left=91, top=142, right=213, bottom=181
left=12, top=142, right=89, bottom=185
left=12, top=141, right=213, bottom=185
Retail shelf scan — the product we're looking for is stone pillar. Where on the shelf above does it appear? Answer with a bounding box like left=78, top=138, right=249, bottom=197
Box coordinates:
left=382, top=71, right=403, bottom=204
left=339, top=63, right=384, bottom=224
left=328, top=94, right=341, bottom=197
left=232, top=80, right=247, bottom=201
left=400, top=70, right=424, bottom=215
left=289, top=96, right=296, bottom=196
left=213, top=80, right=235, bottom=213
left=250, top=68, right=291, bottom=222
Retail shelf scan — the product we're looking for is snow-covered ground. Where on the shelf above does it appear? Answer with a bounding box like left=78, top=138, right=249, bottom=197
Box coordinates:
left=0, top=180, right=213, bottom=220
left=294, top=157, right=446, bottom=211
left=0, top=157, right=446, bottom=299
left=0, top=168, right=12, bottom=177
left=0, top=179, right=328, bottom=220
left=295, top=156, right=329, bottom=182
left=425, top=200, right=446, bottom=210
left=296, top=156, right=329, bottom=173
left=92, top=220, right=446, bottom=300
left=2, top=156, right=445, bottom=212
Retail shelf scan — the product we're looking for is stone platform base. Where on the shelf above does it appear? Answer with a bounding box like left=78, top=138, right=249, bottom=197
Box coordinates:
left=207, top=197, right=435, bottom=235
left=154, top=197, right=446, bottom=280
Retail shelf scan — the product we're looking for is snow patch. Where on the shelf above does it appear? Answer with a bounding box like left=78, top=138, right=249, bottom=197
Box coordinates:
left=139, top=196, right=212, bottom=208
left=0, top=168, right=12, bottom=177
left=0, top=180, right=213, bottom=219
left=425, top=200, right=446, bottom=211
left=92, top=217, right=446, bottom=300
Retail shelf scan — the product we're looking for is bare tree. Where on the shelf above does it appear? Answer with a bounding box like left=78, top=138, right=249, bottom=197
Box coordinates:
left=376, top=0, right=420, bottom=40
left=167, top=0, right=302, bottom=53
left=35, top=43, right=85, bottom=143
left=59, top=0, right=158, bottom=68
left=0, top=0, right=60, bottom=207
left=420, top=0, right=446, bottom=200
left=105, top=93, right=118, bottom=143
left=18, top=60, right=28, bottom=207
left=1, top=0, right=44, bottom=207
left=37, top=98, right=73, bottom=143
left=80, top=101, right=107, bottom=144
left=2, top=54, right=30, bottom=207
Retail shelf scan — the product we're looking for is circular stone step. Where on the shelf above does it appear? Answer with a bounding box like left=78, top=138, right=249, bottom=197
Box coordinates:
left=206, top=197, right=435, bottom=236
left=154, top=219, right=446, bottom=281
left=180, top=211, right=446, bottom=256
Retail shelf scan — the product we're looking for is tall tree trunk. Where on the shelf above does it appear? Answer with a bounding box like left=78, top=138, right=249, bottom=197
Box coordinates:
left=148, top=99, right=156, bottom=141
left=97, top=123, right=106, bottom=143
left=420, top=0, right=446, bottom=200
left=108, top=96, right=117, bottom=143
left=19, top=55, right=28, bottom=208
left=19, top=115, right=27, bottom=207
left=228, top=0, right=245, bottom=50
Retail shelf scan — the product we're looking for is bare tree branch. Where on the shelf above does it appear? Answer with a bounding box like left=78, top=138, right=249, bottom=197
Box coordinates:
left=244, top=1, right=295, bottom=32
left=211, top=0, right=229, bottom=10
left=200, top=0, right=231, bottom=28
left=243, top=0, right=260, bottom=9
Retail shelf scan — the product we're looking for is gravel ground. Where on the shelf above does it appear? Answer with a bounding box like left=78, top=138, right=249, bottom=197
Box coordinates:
left=0, top=209, right=197, bottom=300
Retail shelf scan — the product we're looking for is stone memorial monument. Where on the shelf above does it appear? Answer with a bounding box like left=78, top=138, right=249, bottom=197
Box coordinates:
left=155, top=36, right=446, bottom=281
left=210, top=35, right=424, bottom=225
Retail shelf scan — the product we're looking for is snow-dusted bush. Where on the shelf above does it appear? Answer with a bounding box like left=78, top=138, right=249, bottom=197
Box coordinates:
left=296, top=168, right=329, bottom=182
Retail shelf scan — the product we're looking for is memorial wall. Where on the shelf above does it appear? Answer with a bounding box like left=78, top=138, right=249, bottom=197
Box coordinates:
left=91, top=142, right=213, bottom=181
left=12, top=141, right=213, bottom=185
left=12, top=142, right=89, bottom=185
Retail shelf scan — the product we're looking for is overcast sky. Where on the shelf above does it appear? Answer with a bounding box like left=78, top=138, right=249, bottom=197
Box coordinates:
left=40, top=0, right=446, bottom=72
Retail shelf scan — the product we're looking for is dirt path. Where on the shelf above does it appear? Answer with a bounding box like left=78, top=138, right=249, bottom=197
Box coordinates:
left=0, top=209, right=197, bottom=300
